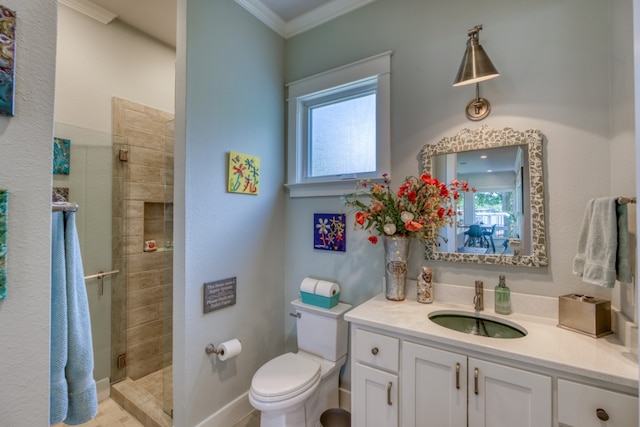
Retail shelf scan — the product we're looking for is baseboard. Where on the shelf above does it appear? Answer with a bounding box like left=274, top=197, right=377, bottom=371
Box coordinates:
left=96, top=377, right=111, bottom=402
left=195, top=392, right=255, bottom=427
left=339, top=387, right=351, bottom=412
left=195, top=388, right=351, bottom=426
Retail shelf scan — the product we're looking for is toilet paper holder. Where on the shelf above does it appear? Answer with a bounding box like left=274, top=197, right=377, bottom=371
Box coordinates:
left=205, top=343, right=224, bottom=356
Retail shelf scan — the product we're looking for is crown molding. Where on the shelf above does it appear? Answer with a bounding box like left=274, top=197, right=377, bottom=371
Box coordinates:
left=235, top=0, right=377, bottom=39
left=234, top=0, right=287, bottom=37
left=285, top=0, right=376, bottom=38
left=58, top=0, right=118, bottom=24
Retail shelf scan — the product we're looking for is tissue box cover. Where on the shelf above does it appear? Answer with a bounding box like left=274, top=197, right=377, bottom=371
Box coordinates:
left=300, top=291, right=340, bottom=309
left=558, top=294, right=612, bottom=338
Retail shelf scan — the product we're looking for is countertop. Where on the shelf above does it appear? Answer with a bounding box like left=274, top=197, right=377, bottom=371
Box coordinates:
left=345, top=292, right=639, bottom=390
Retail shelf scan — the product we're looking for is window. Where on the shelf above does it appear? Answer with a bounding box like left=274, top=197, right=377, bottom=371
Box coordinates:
left=285, top=52, right=392, bottom=197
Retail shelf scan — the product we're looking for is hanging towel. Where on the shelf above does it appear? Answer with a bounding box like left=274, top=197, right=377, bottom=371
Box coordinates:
left=572, top=198, right=618, bottom=287
left=616, top=203, right=633, bottom=283
left=50, top=211, right=98, bottom=425
left=50, top=212, right=69, bottom=425
left=62, top=211, right=98, bottom=425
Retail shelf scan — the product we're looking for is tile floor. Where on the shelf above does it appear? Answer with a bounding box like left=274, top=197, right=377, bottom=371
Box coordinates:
left=52, top=397, right=143, bottom=427
left=54, top=396, right=260, bottom=427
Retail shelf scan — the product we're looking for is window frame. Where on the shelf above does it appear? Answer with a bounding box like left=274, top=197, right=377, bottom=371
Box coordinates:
left=285, top=51, right=392, bottom=198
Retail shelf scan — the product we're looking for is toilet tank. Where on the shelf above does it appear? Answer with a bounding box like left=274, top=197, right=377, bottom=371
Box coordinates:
left=291, top=299, right=352, bottom=362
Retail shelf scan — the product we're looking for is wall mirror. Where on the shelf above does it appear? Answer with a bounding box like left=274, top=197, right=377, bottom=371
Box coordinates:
left=420, top=126, right=547, bottom=267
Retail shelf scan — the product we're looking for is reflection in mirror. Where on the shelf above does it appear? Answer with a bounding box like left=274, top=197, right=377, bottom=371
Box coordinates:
left=421, top=126, right=547, bottom=267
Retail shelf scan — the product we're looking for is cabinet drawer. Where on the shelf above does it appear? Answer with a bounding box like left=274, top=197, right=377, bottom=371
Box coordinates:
left=558, top=379, right=638, bottom=427
left=354, top=328, right=399, bottom=372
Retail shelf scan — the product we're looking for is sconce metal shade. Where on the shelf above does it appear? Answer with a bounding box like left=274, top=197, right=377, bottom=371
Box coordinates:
left=453, top=35, right=500, bottom=86
left=453, top=25, right=500, bottom=121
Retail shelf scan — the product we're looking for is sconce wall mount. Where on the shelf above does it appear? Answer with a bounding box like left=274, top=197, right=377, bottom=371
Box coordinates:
left=453, top=25, right=500, bottom=121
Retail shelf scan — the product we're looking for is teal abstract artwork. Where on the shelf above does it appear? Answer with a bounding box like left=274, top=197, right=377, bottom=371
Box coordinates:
left=0, top=189, right=7, bottom=299
left=53, top=137, right=70, bottom=175
left=0, top=6, right=16, bottom=117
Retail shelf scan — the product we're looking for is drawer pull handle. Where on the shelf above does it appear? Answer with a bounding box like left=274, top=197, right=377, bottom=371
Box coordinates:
left=474, top=367, right=479, bottom=395
left=387, top=381, right=393, bottom=406
left=455, top=363, right=461, bottom=389
left=596, top=408, right=610, bottom=421
left=371, top=347, right=379, bottom=355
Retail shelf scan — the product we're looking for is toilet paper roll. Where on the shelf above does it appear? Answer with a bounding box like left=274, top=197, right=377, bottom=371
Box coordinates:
left=300, top=277, right=319, bottom=294
left=315, top=280, right=340, bottom=297
left=217, top=338, right=242, bottom=361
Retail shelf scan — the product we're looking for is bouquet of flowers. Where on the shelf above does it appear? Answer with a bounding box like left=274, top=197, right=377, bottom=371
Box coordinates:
left=344, top=173, right=474, bottom=244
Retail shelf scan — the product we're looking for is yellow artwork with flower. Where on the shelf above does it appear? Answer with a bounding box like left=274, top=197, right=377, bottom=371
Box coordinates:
left=228, top=151, right=260, bottom=195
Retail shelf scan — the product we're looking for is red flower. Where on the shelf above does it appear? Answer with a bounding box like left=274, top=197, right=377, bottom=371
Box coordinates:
left=405, top=221, right=423, bottom=232
left=407, top=191, right=417, bottom=203
left=355, top=212, right=371, bottom=225
left=368, top=235, right=378, bottom=244
left=437, top=207, right=445, bottom=218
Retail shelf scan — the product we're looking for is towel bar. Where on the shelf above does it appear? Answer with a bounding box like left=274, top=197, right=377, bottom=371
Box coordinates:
left=84, top=269, right=119, bottom=296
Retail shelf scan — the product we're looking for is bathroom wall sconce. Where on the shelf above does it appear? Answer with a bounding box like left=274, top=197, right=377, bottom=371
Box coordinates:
left=453, top=25, right=500, bottom=121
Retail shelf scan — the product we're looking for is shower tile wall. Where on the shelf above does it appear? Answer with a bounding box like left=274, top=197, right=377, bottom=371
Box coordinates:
left=112, top=97, right=174, bottom=382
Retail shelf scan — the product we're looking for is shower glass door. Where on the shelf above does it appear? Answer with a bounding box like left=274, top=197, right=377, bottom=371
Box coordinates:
left=53, top=122, right=121, bottom=400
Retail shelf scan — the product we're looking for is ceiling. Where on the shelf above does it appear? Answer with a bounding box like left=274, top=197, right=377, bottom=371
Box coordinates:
left=73, top=0, right=352, bottom=47
left=455, top=146, right=522, bottom=175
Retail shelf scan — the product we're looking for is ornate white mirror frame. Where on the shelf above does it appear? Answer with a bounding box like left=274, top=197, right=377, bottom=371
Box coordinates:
left=421, top=125, right=548, bottom=267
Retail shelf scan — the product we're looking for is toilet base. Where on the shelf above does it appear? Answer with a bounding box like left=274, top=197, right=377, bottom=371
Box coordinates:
left=257, top=354, right=343, bottom=427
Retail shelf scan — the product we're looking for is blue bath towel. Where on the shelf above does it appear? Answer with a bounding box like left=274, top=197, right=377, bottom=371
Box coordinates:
left=50, top=212, right=69, bottom=425
left=50, top=211, right=98, bottom=425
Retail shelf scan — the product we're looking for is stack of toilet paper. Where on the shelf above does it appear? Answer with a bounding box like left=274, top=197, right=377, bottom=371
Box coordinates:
left=299, top=277, right=340, bottom=309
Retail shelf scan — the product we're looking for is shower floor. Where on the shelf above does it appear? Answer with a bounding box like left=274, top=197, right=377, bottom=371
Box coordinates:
left=111, top=367, right=173, bottom=427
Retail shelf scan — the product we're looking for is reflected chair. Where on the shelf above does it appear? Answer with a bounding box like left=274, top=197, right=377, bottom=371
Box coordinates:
left=464, top=224, right=485, bottom=247
left=483, top=224, right=496, bottom=253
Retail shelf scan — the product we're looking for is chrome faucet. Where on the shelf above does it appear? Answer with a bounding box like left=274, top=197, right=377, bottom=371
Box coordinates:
left=473, top=280, right=484, bottom=311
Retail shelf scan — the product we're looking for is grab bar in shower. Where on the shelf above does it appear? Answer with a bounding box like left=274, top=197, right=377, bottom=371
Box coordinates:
left=84, top=269, right=119, bottom=296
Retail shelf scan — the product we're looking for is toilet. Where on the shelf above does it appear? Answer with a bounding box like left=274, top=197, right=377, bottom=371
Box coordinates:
left=249, top=299, right=352, bottom=427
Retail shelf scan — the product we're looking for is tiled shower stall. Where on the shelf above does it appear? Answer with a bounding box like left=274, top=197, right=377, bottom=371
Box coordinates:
left=110, top=97, right=174, bottom=426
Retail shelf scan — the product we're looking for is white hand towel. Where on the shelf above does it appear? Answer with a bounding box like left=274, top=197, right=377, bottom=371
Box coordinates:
left=572, top=198, right=618, bottom=287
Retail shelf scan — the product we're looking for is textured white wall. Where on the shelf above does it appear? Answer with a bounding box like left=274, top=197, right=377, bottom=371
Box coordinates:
left=55, top=4, right=175, bottom=133
left=174, top=1, right=285, bottom=425
left=284, top=0, right=633, bottom=390
left=0, top=0, right=57, bottom=424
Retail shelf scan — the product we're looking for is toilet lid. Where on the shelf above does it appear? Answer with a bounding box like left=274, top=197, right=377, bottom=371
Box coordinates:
left=251, top=353, right=321, bottom=399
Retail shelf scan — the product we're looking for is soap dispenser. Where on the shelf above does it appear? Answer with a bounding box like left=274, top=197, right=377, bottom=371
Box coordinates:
left=494, top=275, right=511, bottom=314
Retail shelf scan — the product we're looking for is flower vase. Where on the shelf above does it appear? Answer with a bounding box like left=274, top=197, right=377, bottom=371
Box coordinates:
left=417, top=266, right=434, bottom=303
left=383, top=234, right=410, bottom=301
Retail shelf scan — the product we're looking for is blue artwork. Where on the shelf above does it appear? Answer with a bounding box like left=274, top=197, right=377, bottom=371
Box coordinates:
left=0, top=189, right=7, bottom=299
left=314, top=213, right=346, bottom=252
left=53, top=137, right=70, bottom=175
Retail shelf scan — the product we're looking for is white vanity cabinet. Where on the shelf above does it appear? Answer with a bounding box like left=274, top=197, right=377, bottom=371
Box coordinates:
left=352, top=328, right=400, bottom=427
left=402, top=341, right=552, bottom=427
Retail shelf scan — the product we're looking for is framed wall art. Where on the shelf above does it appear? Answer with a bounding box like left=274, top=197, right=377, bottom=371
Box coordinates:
left=228, top=151, right=260, bottom=195
left=0, top=189, right=7, bottom=299
left=53, top=137, right=70, bottom=175
left=0, top=6, right=15, bottom=117
left=314, top=213, right=346, bottom=252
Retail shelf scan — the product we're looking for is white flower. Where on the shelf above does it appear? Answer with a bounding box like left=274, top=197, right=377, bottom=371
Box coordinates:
left=383, top=223, right=396, bottom=235
left=400, top=211, right=414, bottom=222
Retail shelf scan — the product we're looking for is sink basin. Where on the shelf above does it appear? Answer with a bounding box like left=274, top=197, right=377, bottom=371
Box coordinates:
left=429, top=310, right=527, bottom=339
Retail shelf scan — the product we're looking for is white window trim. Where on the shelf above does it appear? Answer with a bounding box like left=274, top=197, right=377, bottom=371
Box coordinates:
left=285, top=51, right=392, bottom=198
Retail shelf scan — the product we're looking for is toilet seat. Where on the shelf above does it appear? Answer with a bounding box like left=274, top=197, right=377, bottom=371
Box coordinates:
left=250, top=352, right=321, bottom=403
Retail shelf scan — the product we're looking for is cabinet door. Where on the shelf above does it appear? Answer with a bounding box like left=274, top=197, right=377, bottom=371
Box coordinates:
left=353, top=362, right=398, bottom=427
left=402, top=342, right=467, bottom=427
left=468, top=358, right=551, bottom=427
